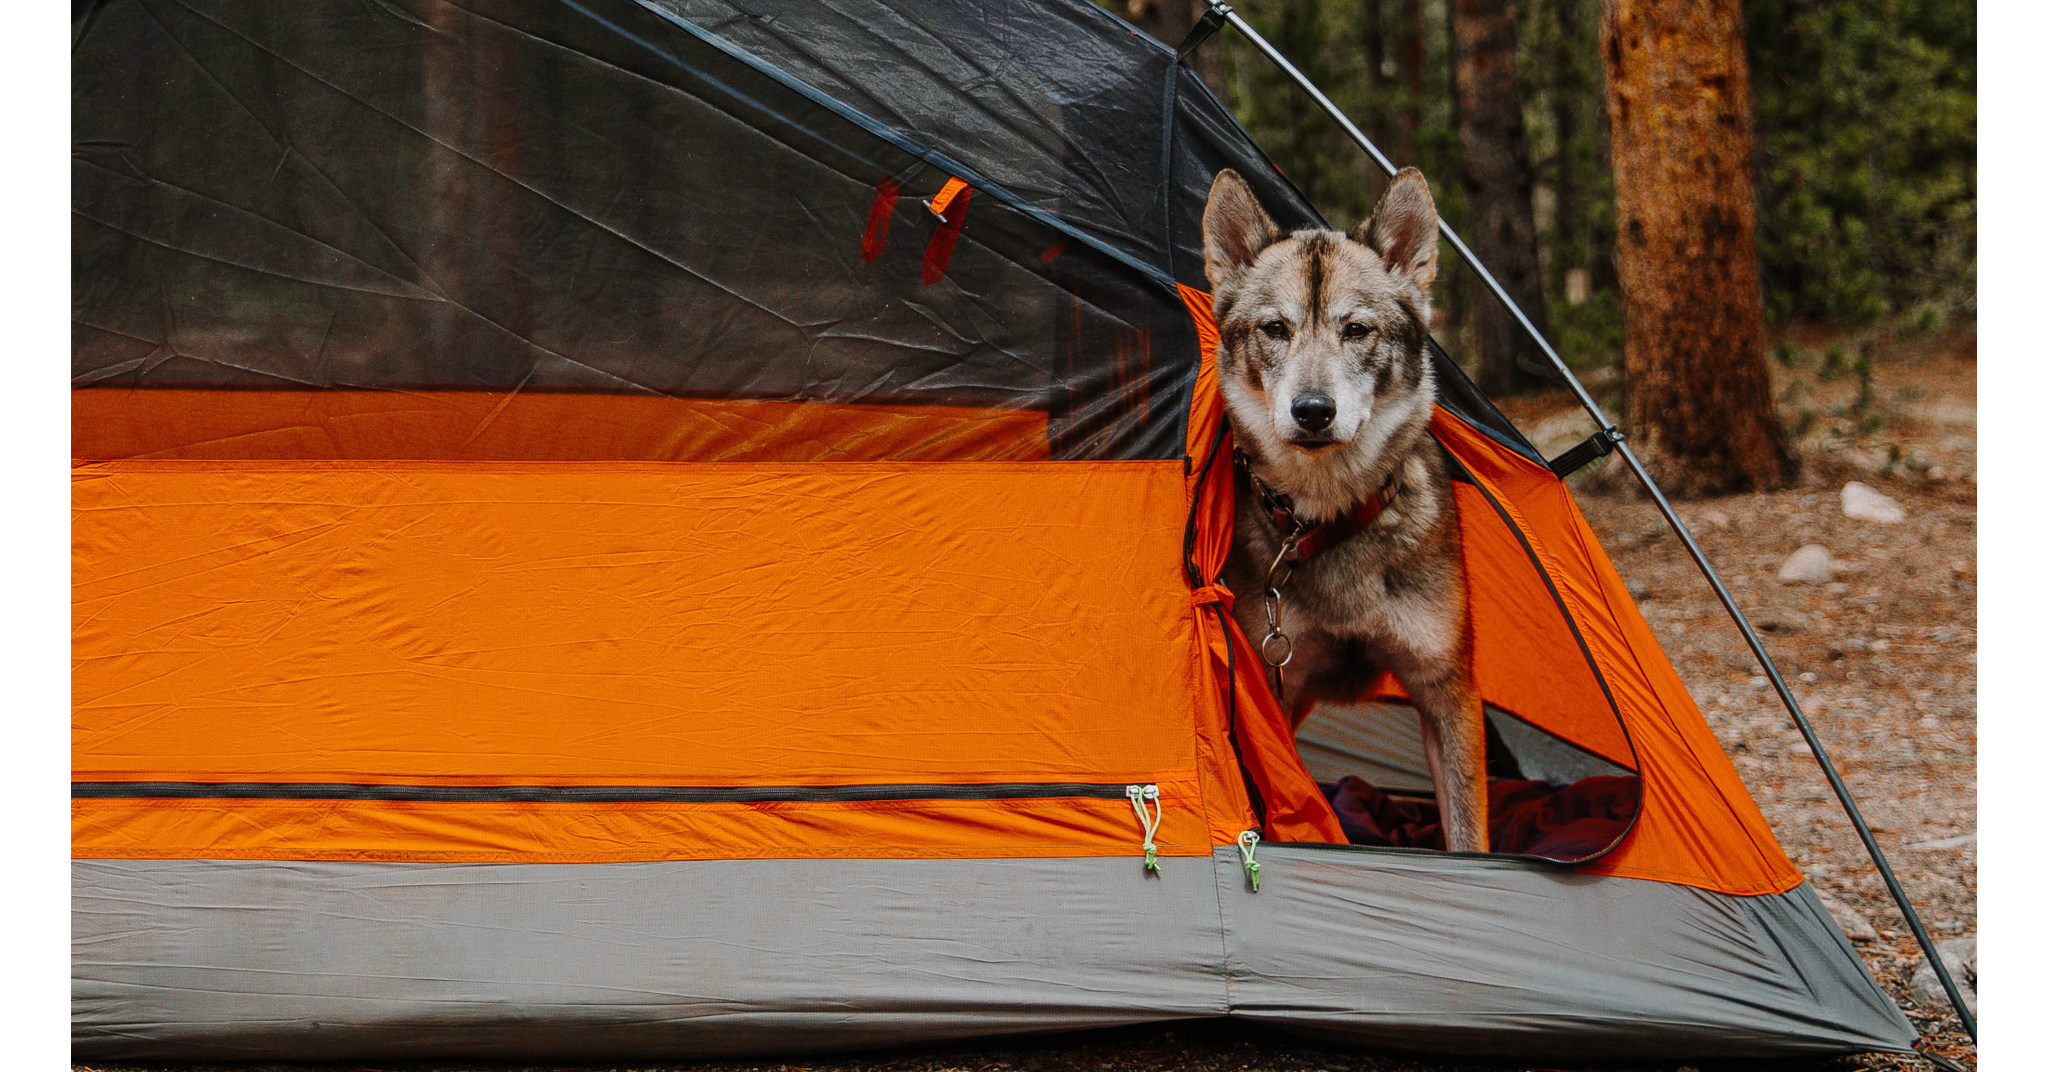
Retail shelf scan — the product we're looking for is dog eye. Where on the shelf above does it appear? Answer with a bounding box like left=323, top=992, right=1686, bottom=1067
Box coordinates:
left=1342, top=322, right=1372, bottom=340
left=1259, top=320, right=1290, bottom=340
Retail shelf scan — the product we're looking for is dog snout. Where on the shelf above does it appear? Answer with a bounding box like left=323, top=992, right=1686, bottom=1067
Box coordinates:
left=1290, top=393, right=1337, bottom=434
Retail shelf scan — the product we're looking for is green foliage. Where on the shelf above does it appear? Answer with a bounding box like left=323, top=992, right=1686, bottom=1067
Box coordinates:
left=1818, top=342, right=1849, bottom=381
left=1907, top=301, right=1949, bottom=335
left=1747, top=0, right=1976, bottom=324
left=1118, top=0, right=1972, bottom=366
left=1851, top=343, right=1876, bottom=413
left=1547, top=287, right=1622, bottom=373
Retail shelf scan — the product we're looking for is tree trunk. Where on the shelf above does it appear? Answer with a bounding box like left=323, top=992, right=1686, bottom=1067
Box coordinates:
left=1550, top=0, right=1583, bottom=285
left=1397, top=0, right=1425, bottom=165
left=1588, top=46, right=1619, bottom=295
left=1450, top=0, right=1554, bottom=396
left=1601, top=0, right=1797, bottom=495
left=1360, top=0, right=1391, bottom=164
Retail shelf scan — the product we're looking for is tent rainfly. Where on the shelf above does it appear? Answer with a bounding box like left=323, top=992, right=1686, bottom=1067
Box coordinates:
left=72, top=0, right=1919, bottom=1060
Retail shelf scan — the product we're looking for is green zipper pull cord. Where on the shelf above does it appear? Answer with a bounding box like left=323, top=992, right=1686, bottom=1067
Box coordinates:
left=1236, top=829, right=1261, bottom=892
left=1126, top=784, right=1162, bottom=873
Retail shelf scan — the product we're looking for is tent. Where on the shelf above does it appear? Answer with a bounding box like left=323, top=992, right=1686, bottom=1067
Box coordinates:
left=71, top=0, right=1918, bottom=1060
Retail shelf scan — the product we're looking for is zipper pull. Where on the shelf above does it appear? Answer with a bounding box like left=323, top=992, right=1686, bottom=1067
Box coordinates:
left=1126, top=784, right=1162, bottom=873
left=1236, top=829, right=1261, bottom=892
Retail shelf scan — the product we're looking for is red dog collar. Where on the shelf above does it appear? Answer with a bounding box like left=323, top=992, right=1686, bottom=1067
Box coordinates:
left=1237, top=450, right=1401, bottom=563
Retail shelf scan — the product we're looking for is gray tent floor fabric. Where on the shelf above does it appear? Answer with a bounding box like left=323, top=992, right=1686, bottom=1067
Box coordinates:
left=72, top=851, right=1913, bottom=1062
left=1222, top=846, right=1914, bottom=1059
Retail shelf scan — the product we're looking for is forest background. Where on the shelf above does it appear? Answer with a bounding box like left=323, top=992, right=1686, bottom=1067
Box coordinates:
left=1120, top=0, right=1975, bottom=403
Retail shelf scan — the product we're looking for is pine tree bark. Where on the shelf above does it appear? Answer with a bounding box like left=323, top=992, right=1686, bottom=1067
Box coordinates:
left=1601, top=0, right=1797, bottom=495
left=1550, top=0, right=1584, bottom=283
left=1396, top=0, right=1425, bottom=165
left=1450, top=0, right=1554, bottom=396
left=1360, top=0, right=1391, bottom=161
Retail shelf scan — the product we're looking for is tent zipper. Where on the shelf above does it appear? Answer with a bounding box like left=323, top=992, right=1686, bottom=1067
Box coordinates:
left=70, top=781, right=1143, bottom=804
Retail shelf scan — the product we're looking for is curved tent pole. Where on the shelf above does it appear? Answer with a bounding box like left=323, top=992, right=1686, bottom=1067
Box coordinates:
left=1195, top=1, right=1976, bottom=1045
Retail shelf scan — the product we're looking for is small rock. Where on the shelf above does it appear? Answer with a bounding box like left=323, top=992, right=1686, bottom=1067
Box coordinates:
left=1777, top=544, right=1836, bottom=584
left=1757, top=610, right=1812, bottom=633
left=1816, top=892, right=1878, bottom=943
left=1910, top=938, right=1976, bottom=1018
left=1841, top=481, right=1906, bottom=523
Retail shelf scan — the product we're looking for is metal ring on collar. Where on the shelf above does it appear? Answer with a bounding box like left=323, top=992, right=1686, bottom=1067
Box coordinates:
left=1259, top=630, right=1294, bottom=667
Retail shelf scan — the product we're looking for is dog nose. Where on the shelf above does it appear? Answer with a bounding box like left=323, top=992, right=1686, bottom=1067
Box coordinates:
left=1291, top=393, right=1337, bottom=433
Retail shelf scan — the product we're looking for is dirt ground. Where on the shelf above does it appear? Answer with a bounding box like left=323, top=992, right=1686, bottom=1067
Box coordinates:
left=76, top=327, right=1977, bottom=1072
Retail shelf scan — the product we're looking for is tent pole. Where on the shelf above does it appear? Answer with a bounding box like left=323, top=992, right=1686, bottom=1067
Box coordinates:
left=1204, top=2, right=1977, bottom=1045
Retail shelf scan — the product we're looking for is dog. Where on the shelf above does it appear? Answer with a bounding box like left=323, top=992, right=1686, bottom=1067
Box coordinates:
left=1203, top=166, right=1489, bottom=854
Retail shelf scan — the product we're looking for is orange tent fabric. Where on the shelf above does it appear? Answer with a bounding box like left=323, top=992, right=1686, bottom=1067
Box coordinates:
left=73, top=459, right=1212, bottom=861
left=1173, top=287, right=1798, bottom=895
left=73, top=291, right=1798, bottom=896
left=72, top=388, right=1050, bottom=463
left=1438, top=415, right=1800, bottom=894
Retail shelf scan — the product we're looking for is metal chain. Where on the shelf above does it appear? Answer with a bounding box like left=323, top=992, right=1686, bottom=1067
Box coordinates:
left=1259, top=525, right=1308, bottom=701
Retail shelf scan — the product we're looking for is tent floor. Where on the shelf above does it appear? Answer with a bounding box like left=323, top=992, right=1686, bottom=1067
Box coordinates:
left=75, top=851, right=1913, bottom=1061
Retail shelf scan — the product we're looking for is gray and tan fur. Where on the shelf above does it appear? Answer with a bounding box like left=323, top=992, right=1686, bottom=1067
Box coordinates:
left=1204, top=167, right=1488, bottom=854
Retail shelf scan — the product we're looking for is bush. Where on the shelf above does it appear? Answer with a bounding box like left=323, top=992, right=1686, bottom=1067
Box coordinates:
left=1747, top=0, right=1976, bottom=325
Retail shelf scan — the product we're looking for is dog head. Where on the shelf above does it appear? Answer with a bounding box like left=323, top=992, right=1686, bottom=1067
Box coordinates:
left=1202, top=167, right=1440, bottom=507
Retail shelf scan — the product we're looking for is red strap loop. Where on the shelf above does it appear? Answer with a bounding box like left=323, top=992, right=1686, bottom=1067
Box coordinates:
left=921, top=181, right=970, bottom=285
left=859, top=177, right=902, bottom=263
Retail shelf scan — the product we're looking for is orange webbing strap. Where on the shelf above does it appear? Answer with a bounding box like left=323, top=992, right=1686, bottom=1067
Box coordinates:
left=926, top=176, right=970, bottom=217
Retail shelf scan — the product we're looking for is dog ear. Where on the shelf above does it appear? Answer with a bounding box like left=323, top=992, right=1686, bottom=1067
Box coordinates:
left=1202, top=169, right=1280, bottom=289
left=1352, top=167, right=1439, bottom=290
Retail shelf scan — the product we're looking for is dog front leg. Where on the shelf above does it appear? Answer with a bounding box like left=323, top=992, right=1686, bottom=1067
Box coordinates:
left=1404, top=671, right=1489, bottom=854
